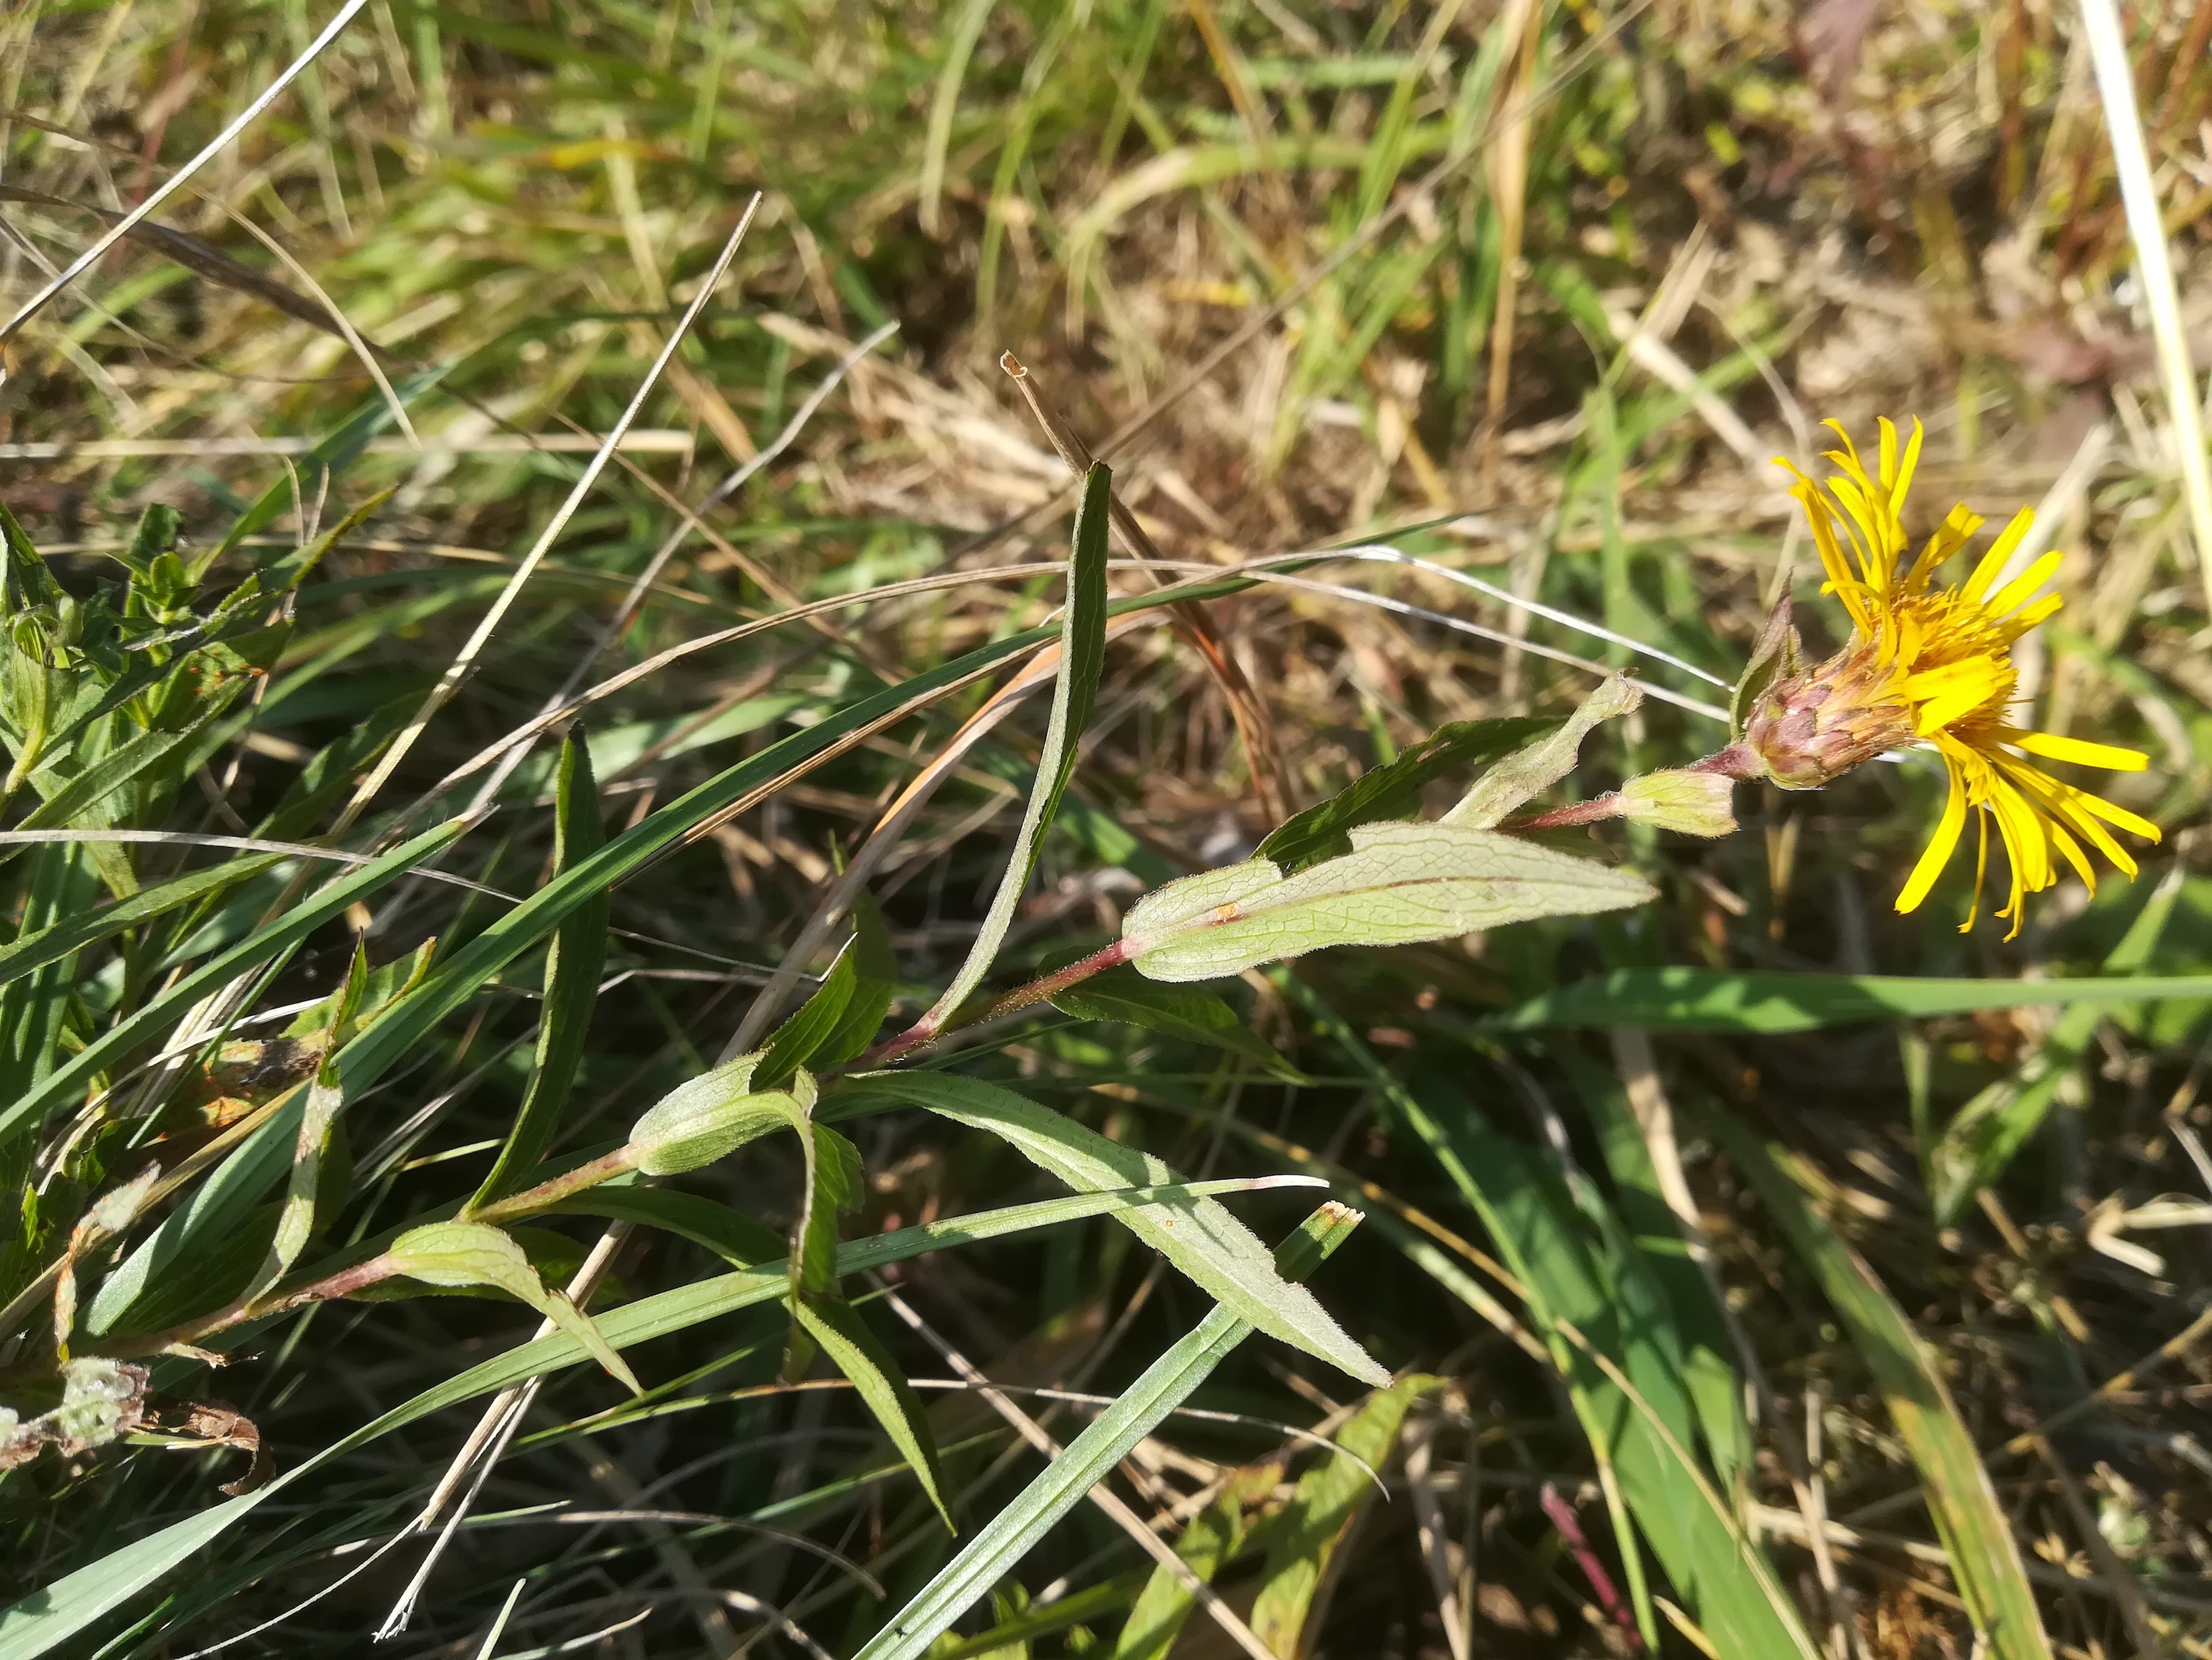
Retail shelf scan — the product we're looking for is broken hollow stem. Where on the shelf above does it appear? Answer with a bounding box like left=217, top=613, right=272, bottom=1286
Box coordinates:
left=860, top=937, right=1135, bottom=1069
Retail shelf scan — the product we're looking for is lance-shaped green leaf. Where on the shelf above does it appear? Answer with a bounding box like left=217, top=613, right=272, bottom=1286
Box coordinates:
left=242, top=944, right=369, bottom=1305
left=848, top=1202, right=1366, bottom=1660
left=1122, top=822, right=1655, bottom=983
left=1051, top=966, right=1303, bottom=1082
left=792, top=1290, right=951, bottom=1529
left=387, top=1221, right=641, bottom=1396
left=832, top=1070, right=1386, bottom=1385
left=1255, top=716, right=1551, bottom=874
left=755, top=895, right=895, bottom=1089
left=1444, top=674, right=1642, bottom=827
left=470, top=730, right=609, bottom=1208
left=782, top=1103, right=861, bottom=1381
left=917, top=464, right=1111, bottom=1032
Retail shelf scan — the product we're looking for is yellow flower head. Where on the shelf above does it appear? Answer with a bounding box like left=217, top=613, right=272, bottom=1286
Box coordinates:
left=1742, top=417, right=2160, bottom=939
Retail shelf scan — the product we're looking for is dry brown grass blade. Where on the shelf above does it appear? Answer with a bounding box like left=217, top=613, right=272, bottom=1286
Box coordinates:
left=337, top=197, right=761, bottom=836
left=0, top=0, right=370, bottom=345
left=1001, top=351, right=1289, bottom=824
left=944, top=0, right=1661, bottom=571
left=2076, top=0, right=2212, bottom=617
left=0, top=182, right=351, bottom=342
left=1482, top=0, right=1542, bottom=484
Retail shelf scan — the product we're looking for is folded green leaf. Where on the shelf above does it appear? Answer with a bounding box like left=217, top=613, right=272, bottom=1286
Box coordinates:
left=1051, top=965, right=1303, bottom=1081
left=917, top=463, right=1111, bottom=1031
left=783, top=1111, right=862, bottom=1380
left=833, top=1070, right=1385, bottom=1385
left=1123, top=822, right=1654, bottom=983
left=622, top=1055, right=809, bottom=1177
left=470, top=728, right=609, bottom=1209
left=757, top=894, right=895, bottom=1088
left=1444, top=673, right=1641, bottom=828
left=388, top=1221, right=641, bottom=1396
left=795, top=1289, right=952, bottom=1530
left=1256, top=716, right=1552, bottom=874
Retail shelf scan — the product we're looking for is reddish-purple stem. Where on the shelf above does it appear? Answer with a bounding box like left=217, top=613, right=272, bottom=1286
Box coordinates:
left=1540, top=1480, right=1646, bottom=1655
left=1685, top=741, right=1763, bottom=780
left=859, top=937, right=1135, bottom=1068
left=1499, top=794, right=1627, bottom=833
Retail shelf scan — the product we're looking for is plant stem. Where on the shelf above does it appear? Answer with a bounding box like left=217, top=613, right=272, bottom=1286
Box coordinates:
left=469, top=1147, right=636, bottom=1226
left=1499, top=795, right=1627, bottom=832
left=859, top=937, right=1134, bottom=1068
left=104, top=1252, right=404, bottom=1358
left=1684, top=742, right=1763, bottom=780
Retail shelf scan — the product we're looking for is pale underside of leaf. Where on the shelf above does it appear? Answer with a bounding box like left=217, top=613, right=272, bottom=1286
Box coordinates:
left=1124, top=822, right=1654, bottom=983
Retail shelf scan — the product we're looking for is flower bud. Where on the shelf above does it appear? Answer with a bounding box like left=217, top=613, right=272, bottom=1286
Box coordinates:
left=626, top=1056, right=817, bottom=1177
left=1618, top=769, right=1739, bottom=837
left=1740, top=639, right=1916, bottom=789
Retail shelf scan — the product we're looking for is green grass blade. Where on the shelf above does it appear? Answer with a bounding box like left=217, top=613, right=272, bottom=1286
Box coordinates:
left=0, top=1182, right=1295, bottom=1659
left=0, top=853, right=281, bottom=991
left=468, top=730, right=608, bottom=1208
left=833, top=1070, right=1383, bottom=1384
left=1288, top=980, right=1816, bottom=1657
left=5, top=726, right=194, bottom=839
left=1109, top=1489, right=1247, bottom=1660
left=1927, top=867, right=2185, bottom=1222
left=920, top=463, right=1110, bottom=1030
left=1714, top=1122, right=2056, bottom=1660
left=847, top=1202, right=1366, bottom=1660
left=1485, top=966, right=2212, bottom=1033
left=1246, top=1374, right=1444, bottom=1653
left=0, top=819, right=467, bottom=1146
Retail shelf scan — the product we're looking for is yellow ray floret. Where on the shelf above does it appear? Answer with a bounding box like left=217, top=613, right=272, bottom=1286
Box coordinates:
left=1754, top=417, right=2160, bottom=939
